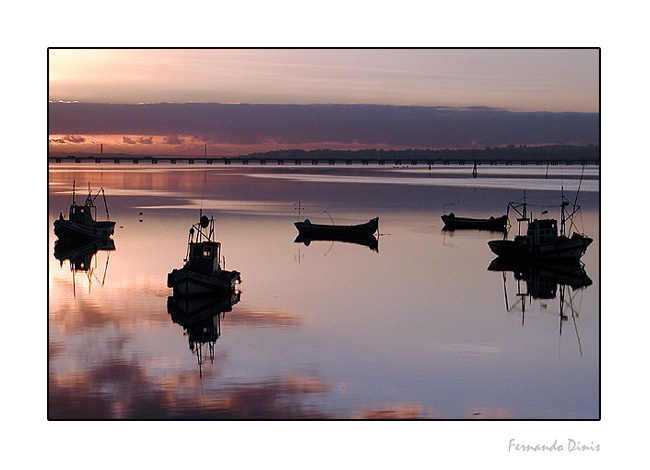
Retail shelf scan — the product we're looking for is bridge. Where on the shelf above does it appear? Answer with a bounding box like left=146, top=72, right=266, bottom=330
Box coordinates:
left=48, top=144, right=600, bottom=169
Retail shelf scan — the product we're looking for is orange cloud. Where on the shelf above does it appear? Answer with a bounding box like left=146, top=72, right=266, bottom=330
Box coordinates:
left=354, top=403, right=425, bottom=419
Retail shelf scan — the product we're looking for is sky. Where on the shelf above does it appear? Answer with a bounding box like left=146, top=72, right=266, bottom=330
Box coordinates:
left=49, top=49, right=599, bottom=112
left=48, top=49, right=599, bottom=155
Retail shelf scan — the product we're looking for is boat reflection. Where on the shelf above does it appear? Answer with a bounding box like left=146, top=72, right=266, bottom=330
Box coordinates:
left=54, top=237, right=115, bottom=271
left=167, top=290, right=241, bottom=377
left=488, top=258, right=592, bottom=353
left=294, top=233, right=379, bottom=252
left=54, top=237, right=115, bottom=295
left=488, top=258, right=592, bottom=298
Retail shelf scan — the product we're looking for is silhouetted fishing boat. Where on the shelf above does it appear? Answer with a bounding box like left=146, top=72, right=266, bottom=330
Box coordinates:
left=488, top=220, right=592, bottom=261
left=441, top=213, right=508, bottom=231
left=488, top=191, right=592, bottom=262
left=54, top=181, right=115, bottom=240
left=167, top=214, right=241, bottom=297
left=294, top=217, right=379, bottom=239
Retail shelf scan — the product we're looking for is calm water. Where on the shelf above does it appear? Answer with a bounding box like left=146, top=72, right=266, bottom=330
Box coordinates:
left=48, top=164, right=599, bottom=419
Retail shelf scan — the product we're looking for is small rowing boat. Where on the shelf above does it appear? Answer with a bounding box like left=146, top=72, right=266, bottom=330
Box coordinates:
left=441, top=213, right=507, bottom=231
left=294, top=217, right=379, bottom=239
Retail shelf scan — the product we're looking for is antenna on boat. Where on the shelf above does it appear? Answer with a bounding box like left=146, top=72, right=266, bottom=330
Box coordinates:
left=185, top=227, right=193, bottom=262
left=101, top=188, right=110, bottom=220
left=92, top=187, right=111, bottom=220
left=512, top=190, right=528, bottom=237
left=560, top=186, right=568, bottom=237
left=199, top=170, right=207, bottom=219
left=443, top=201, right=459, bottom=214
left=72, top=180, right=76, bottom=205
left=565, top=165, right=587, bottom=236
left=324, top=210, right=334, bottom=225
left=574, top=164, right=585, bottom=207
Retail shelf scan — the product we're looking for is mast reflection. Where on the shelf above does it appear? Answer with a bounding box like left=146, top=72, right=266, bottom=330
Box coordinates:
left=54, top=237, right=115, bottom=295
left=167, top=291, right=241, bottom=377
left=488, top=258, right=592, bottom=353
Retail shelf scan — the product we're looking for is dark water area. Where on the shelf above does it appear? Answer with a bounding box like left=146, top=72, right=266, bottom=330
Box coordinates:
left=48, top=165, right=599, bottom=419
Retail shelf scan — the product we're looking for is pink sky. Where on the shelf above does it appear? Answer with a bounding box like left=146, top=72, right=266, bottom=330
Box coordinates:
left=49, top=49, right=599, bottom=112
left=48, top=49, right=599, bottom=156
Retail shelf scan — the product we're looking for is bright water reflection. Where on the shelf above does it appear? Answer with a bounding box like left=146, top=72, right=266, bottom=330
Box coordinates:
left=48, top=165, right=599, bottom=419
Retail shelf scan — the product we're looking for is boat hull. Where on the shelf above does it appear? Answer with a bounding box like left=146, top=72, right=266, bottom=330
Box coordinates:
left=294, top=217, right=378, bottom=238
left=488, top=235, right=592, bottom=262
left=441, top=214, right=507, bottom=231
left=167, top=267, right=241, bottom=297
left=54, top=219, right=115, bottom=240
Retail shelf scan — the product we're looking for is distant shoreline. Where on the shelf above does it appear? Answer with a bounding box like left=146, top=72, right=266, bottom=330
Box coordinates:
left=48, top=144, right=600, bottom=166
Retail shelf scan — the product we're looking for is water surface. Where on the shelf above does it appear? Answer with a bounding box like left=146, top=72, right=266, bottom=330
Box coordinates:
left=48, top=165, right=599, bottom=419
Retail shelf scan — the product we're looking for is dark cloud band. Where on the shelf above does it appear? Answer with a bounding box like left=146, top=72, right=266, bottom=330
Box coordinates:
left=49, top=103, right=599, bottom=148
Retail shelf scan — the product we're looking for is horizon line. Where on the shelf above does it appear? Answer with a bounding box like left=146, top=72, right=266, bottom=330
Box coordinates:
left=47, top=101, right=599, bottom=114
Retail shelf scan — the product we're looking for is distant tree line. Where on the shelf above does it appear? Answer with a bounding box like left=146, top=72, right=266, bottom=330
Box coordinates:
left=241, top=145, right=600, bottom=163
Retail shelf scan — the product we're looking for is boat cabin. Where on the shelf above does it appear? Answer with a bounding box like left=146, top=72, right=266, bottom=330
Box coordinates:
left=68, top=203, right=96, bottom=225
left=186, top=241, right=222, bottom=274
left=526, top=219, right=558, bottom=244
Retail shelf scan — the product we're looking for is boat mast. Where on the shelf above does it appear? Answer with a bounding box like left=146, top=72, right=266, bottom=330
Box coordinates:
left=185, top=227, right=193, bottom=262
left=560, top=186, right=568, bottom=236
left=566, top=165, right=586, bottom=236
left=101, top=188, right=110, bottom=220
left=86, top=182, right=97, bottom=220
left=200, top=170, right=207, bottom=219
left=515, top=190, right=528, bottom=236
